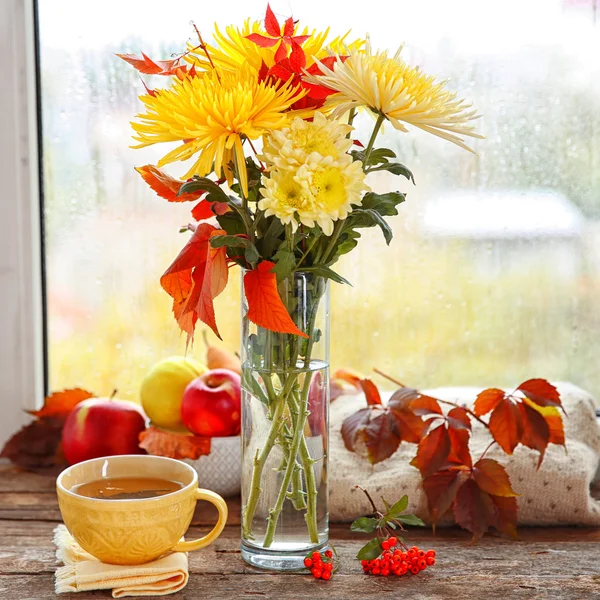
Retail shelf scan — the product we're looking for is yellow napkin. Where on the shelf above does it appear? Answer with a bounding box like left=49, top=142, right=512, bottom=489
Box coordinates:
left=53, top=525, right=189, bottom=597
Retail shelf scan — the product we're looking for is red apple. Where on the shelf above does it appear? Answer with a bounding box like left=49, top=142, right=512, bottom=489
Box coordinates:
left=181, top=369, right=241, bottom=437
left=62, top=398, right=147, bottom=465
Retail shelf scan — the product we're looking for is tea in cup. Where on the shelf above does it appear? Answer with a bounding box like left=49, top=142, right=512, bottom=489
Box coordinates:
left=56, top=454, right=228, bottom=565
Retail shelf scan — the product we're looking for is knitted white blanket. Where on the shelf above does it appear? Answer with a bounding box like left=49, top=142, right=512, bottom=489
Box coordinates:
left=329, top=382, right=600, bottom=525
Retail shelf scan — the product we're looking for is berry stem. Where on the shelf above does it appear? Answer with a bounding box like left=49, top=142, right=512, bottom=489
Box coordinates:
left=355, top=485, right=382, bottom=516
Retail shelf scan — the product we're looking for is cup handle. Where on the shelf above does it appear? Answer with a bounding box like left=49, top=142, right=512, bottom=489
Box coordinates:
left=172, top=488, right=228, bottom=553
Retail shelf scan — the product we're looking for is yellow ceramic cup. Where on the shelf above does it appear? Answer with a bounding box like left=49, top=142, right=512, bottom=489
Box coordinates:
left=56, top=454, right=228, bottom=565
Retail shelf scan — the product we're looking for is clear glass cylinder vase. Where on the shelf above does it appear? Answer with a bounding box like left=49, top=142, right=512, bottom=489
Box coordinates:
left=240, top=271, right=330, bottom=571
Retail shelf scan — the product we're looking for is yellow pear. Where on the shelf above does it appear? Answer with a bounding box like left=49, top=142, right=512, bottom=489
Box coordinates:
left=140, top=356, right=206, bottom=431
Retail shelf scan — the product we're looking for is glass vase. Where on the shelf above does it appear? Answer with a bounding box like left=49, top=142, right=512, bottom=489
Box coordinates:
left=240, top=271, right=330, bottom=571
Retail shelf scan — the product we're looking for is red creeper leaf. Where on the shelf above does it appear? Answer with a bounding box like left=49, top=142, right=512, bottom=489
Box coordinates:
left=472, top=458, right=517, bottom=497
left=387, top=389, right=427, bottom=443
left=453, top=478, right=498, bottom=541
left=410, top=424, right=451, bottom=478
left=518, top=401, right=550, bottom=468
left=274, top=41, right=288, bottom=63
left=489, top=398, right=523, bottom=454
left=491, top=495, right=518, bottom=538
left=289, top=40, right=306, bottom=72
left=474, top=388, right=505, bottom=416
left=517, top=379, right=563, bottom=410
left=264, top=4, right=281, bottom=37
left=245, top=33, right=279, bottom=48
left=244, top=261, right=308, bottom=338
left=283, top=16, right=294, bottom=38
left=422, top=469, right=466, bottom=522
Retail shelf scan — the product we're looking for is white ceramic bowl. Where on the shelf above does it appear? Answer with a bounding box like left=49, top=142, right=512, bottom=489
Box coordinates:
left=185, top=435, right=241, bottom=498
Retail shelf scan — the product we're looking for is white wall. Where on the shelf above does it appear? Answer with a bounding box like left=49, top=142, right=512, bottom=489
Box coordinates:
left=0, top=0, right=45, bottom=447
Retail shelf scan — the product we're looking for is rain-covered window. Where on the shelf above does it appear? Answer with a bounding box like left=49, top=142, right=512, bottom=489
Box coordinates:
left=39, top=0, right=600, bottom=399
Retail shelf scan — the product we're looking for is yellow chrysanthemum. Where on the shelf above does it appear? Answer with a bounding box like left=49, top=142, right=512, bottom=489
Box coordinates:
left=305, top=40, right=484, bottom=152
left=258, top=168, right=318, bottom=232
left=297, top=156, right=370, bottom=235
left=261, top=112, right=353, bottom=170
left=131, top=66, right=305, bottom=196
left=186, top=19, right=364, bottom=77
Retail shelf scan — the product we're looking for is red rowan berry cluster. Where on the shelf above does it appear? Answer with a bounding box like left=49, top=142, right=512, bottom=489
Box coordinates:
left=304, top=549, right=335, bottom=580
left=361, top=537, right=436, bottom=577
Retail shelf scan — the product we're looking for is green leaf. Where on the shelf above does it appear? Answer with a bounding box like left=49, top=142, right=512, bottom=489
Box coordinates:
left=359, top=191, right=406, bottom=217
left=351, top=208, right=394, bottom=245
left=387, top=495, right=409, bottom=517
left=351, top=147, right=397, bottom=166
left=270, top=247, right=296, bottom=283
left=367, top=162, right=415, bottom=183
left=216, top=212, right=246, bottom=236
left=210, top=235, right=249, bottom=250
left=302, top=265, right=351, bottom=286
left=179, top=177, right=229, bottom=203
left=244, top=244, right=260, bottom=266
left=356, top=538, right=383, bottom=560
left=241, top=370, right=270, bottom=406
left=350, top=517, right=379, bottom=533
left=397, top=514, right=426, bottom=527
left=257, top=216, right=286, bottom=258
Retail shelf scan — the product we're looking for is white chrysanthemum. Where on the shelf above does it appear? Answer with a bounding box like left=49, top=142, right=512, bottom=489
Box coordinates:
left=258, top=169, right=319, bottom=232
left=296, top=155, right=370, bottom=235
left=304, top=39, right=483, bottom=152
left=261, top=112, right=353, bottom=170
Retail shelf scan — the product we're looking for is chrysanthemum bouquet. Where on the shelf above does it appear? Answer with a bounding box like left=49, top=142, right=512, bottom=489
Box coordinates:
left=121, top=4, right=481, bottom=568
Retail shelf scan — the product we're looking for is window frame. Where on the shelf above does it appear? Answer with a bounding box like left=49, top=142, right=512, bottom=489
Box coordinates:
left=0, top=0, right=45, bottom=446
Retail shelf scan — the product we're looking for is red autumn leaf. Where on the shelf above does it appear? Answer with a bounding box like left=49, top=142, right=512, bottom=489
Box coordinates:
left=447, top=407, right=471, bottom=430
left=518, top=401, right=550, bottom=467
left=117, top=52, right=180, bottom=76
left=0, top=418, right=67, bottom=474
left=27, top=388, right=95, bottom=419
left=191, top=199, right=230, bottom=221
left=341, top=407, right=402, bottom=464
left=274, top=41, right=288, bottom=63
left=135, top=165, right=204, bottom=203
left=283, top=16, right=294, bottom=38
left=489, top=398, right=523, bottom=454
left=517, top=379, right=562, bottom=410
left=408, top=394, right=443, bottom=417
left=139, top=426, right=211, bottom=460
left=448, top=428, right=473, bottom=468
left=363, top=410, right=403, bottom=464
left=422, top=469, right=466, bottom=522
left=491, top=495, right=518, bottom=538
left=410, top=424, right=451, bottom=478
left=244, top=261, right=308, bottom=338
left=473, top=388, right=505, bottom=416
left=472, top=458, right=517, bottom=497
left=360, top=379, right=382, bottom=406
left=191, top=200, right=215, bottom=221
left=453, top=478, right=498, bottom=540
left=161, top=224, right=229, bottom=340
left=245, top=33, right=279, bottom=48
left=140, top=77, right=157, bottom=97
left=332, top=368, right=363, bottom=390
left=523, top=400, right=565, bottom=446
left=289, top=40, right=306, bottom=72
left=387, top=388, right=426, bottom=444
left=268, top=63, right=294, bottom=81
left=264, top=4, right=281, bottom=37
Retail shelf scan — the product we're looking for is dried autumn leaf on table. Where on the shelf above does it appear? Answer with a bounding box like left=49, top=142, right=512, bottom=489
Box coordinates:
left=27, top=388, right=94, bottom=418
left=1, top=388, right=95, bottom=474
left=244, top=261, right=308, bottom=338
left=139, top=427, right=211, bottom=460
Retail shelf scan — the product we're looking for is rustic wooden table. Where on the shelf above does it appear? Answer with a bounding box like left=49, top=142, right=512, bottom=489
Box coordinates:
left=1, top=463, right=599, bottom=600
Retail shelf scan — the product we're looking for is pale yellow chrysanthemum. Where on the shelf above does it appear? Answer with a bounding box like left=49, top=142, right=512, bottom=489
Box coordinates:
left=296, top=156, right=370, bottom=235
left=261, top=112, right=353, bottom=170
left=186, top=19, right=364, bottom=76
left=131, top=66, right=306, bottom=197
left=258, top=168, right=319, bottom=232
left=305, top=40, right=484, bottom=152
